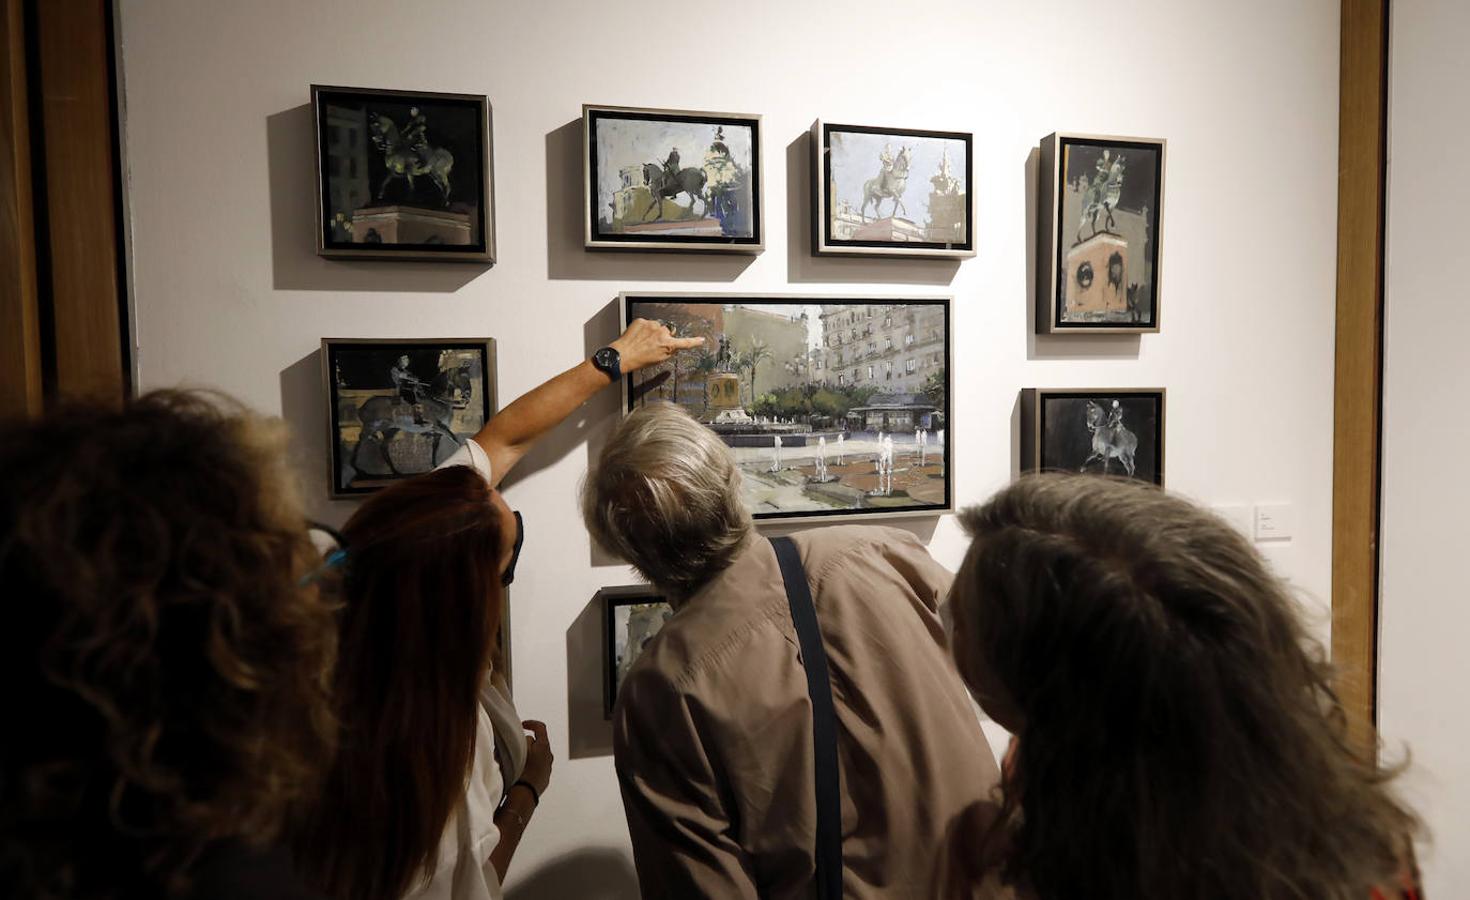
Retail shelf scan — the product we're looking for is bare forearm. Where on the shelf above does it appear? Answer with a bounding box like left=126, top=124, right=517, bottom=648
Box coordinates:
left=488, top=783, right=539, bottom=882
left=472, top=360, right=611, bottom=488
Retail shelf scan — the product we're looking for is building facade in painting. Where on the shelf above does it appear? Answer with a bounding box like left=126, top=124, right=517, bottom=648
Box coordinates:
left=812, top=304, right=945, bottom=395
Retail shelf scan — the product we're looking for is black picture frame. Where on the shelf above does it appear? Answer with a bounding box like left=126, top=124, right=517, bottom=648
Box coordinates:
left=583, top=104, right=763, bottom=253
left=812, top=121, right=975, bottom=258
left=1036, top=132, right=1166, bottom=333
left=321, top=338, right=496, bottom=497
left=1020, top=388, right=1167, bottom=486
left=621, top=293, right=953, bottom=524
left=601, top=586, right=673, bottom=717
left=312, top=85, right=495, bottom=262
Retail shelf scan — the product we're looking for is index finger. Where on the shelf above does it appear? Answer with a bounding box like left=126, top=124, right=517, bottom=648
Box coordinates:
left=522, top=720, right=549, bottom=741
left=667, top=336, right=705, bottom=349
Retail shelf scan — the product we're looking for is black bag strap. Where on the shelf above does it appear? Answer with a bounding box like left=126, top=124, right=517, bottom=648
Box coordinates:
left=769, top=536, right=843, bottom=900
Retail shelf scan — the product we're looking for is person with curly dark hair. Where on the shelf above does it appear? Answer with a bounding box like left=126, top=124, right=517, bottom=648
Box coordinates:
left=0, top=390, right=338, bottom=900
left=946, top=474, right=1422, bottom=900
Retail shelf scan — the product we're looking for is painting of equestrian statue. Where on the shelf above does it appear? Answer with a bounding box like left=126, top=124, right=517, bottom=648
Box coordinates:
left=323, top=339, right=496, bottom=496
left=585, top=105, right=762, bottom=251
left=1039, top=133, right=1165, bottom=331
left=1022, top=388, right=1165, bottom=486
left=814, top=122, right=973, bottom=257
left=313, top=85, right=494, bottom=262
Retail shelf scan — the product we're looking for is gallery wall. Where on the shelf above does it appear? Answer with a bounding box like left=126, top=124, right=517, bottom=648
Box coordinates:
left=116, top=1, right=1341, bottom=894
left=1379, top=0, right=1470, bottom=891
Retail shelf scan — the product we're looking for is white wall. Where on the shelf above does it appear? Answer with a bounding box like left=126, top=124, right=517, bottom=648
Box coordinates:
left=116, top=1, right=1341, bottom=894
left=1380, top=0, right=1470, bottom=891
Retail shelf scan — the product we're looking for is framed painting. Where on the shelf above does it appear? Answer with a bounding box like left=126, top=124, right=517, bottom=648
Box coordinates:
left=321, top=338, right=496, bottom=497
left=812, top=121, right=974, bottom=258
left=602, top=586, right=674, bottom=717
left=621, top=293, right=953, bottom=523
left=1020, top=388, right=1166, bottom=486
left=584, top=104, right=763, bottom=253
left=312, top=85, right=495, bottom=262
left=1036, top=133, right=1165, bottom=333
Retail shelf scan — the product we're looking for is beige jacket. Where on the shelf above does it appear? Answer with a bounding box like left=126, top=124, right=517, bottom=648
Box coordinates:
left=613, top=525, right=1002, bottom=899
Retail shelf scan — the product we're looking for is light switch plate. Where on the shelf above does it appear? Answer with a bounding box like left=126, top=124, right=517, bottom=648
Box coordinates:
left=1254, top=502, right=1295, bottom=542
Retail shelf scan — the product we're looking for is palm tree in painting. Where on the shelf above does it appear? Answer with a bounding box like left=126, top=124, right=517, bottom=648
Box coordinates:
left=743, top=338, right=771, bottom=406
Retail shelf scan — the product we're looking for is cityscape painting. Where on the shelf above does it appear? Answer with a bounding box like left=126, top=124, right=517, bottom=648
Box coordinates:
left=321, top=338, right=496, bottom=497
left=622, top=294, right=952, bottom=522
left=1036, top=132, right=1165, bottom=333
left=1020, top=388, right=1165, bottom=486
left=312, top=85, right=494, bottom=262
left=602, top=586, right=674, bottom=716
left=585, top=105, right=762, bottom=252
left=813, top=121, right=974, bottom=258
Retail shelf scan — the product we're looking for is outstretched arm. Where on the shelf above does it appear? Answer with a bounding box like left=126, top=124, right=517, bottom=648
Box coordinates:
left=472, top=319, right=702, bottom=489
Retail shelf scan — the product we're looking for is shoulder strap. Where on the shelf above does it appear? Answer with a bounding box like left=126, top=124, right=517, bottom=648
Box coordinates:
left=769, top=536, right=843, bottom=900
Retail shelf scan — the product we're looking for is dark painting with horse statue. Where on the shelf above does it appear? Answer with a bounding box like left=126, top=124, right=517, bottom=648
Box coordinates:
left=312, top=85, right=495, bottom=262
left=323, top=338, right=496, bottom=497
left=1022, top=388, right=1166, bottom=487
left=585, top=104, right=762, bottom=252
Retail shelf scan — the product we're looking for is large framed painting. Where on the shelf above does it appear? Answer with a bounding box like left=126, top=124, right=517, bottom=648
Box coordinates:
left=584, top=105, right=763, bottom=253
left=1036, top=133, right=1165, bottom=333
left=811, top=121, right=974, bottom=258
left=621, top=293, right=952, bottom=523
left=601, top=586, right=673, bottom=717
left=1020, top=388, right=1166, bottom=486
left=321, top=338, right=496, bottom=497
left=312, top=85, right=495, bottom=262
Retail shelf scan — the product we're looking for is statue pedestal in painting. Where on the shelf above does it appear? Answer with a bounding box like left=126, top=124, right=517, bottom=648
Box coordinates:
left=1062, top=232, right=1129, bottom=319
left=350, top=205, right=472, bottom=245
left=706, top=373, right=742, bottom=414
left=853, top=217, right=927, bottom=243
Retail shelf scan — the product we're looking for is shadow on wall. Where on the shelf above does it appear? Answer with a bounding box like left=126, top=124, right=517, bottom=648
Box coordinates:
left=265, top=104, right=487, bottom=293
left=504, top=847, right=639, bottom=900
left=566, top=590, right=614, bottom=760
left=280, top=348, right=357, bottom=526
left=785, top=131, right=960, bottom=286
left=1024, top=145, right=1140, bottom=361
left=543, top=120, right=756, bottom=282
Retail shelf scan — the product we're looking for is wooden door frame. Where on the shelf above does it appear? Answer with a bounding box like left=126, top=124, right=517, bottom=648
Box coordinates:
left=1332, top=0, right=1389, bottom=751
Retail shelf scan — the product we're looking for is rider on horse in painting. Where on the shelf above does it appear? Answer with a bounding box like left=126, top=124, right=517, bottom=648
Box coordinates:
left=390, top=355, right=427, bottom=425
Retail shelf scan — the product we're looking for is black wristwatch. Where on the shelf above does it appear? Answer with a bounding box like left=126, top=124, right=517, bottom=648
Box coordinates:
left=591, top=346, right=622, bottom=383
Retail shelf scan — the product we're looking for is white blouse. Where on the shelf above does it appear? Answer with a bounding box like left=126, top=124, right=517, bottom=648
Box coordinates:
left=403, top=440, right=527, bottom=900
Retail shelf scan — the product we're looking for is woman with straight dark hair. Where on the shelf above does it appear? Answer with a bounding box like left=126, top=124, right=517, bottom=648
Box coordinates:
left=947, top=474, right=1421, bottom=900
left=292, top=319, right=700, bottom=900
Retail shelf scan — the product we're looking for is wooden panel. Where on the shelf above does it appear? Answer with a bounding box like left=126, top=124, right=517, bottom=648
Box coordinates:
left=34, top=0, right=125, bottom=405
left=0, top=0, right=43, bottom=417
left=1332, top=0, right=1388, bottom=752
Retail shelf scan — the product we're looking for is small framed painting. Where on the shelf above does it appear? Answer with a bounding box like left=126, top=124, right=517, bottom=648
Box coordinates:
left=1036, top=133, right=1165, bottom=333
left=622, top=293, right=953, bottom=524
left=812, top=121, right=974, bottom=258
left=1020, top=388, right=1166, bottom=486
left=312, top=85, right=495, bottom=262
left=584, top=104, right=763, bottom=253
left=321, top=338, right=496, bottom=497
left=602, top=586, right=674, bottom=717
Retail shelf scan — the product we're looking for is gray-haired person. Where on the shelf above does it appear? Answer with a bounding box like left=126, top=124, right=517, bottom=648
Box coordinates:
left=583, top=402, right=1001, bottom=899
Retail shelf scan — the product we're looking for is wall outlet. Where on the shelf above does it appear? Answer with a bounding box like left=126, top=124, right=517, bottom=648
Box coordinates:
left=1254, top=503, right=1295, bottom=542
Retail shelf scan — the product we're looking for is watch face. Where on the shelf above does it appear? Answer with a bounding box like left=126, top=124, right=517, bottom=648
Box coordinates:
left=596, top=348, right=617, bottom=367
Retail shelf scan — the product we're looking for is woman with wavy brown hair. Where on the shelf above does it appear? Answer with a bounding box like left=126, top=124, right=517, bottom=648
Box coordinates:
left=947, top=474, right=1421, bottom=900
left=292, top=319, right=700, bottom=900
left=0, top=391, right=337, bottom=900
